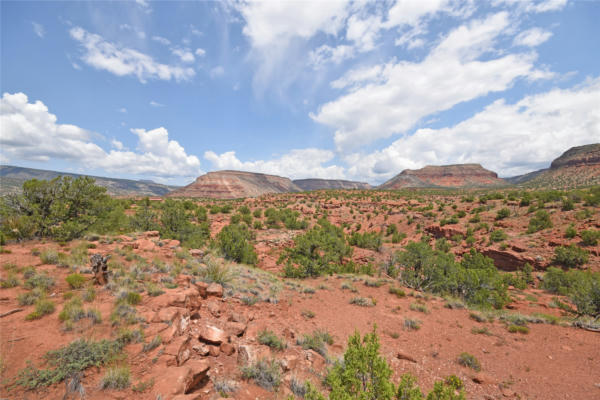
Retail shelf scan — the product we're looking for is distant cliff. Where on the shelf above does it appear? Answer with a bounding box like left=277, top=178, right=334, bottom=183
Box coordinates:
left=379, top=164, right=506, bottom=189
left=293, top=179, right=371, bottom=191
left=167, top=170, right=301, bottom=199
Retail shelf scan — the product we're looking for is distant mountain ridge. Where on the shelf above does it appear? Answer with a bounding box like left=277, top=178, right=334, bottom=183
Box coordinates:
left=293, top=179, right=371, bottom=191
left=167, top=170, right=301, bottom=199
left=0, top=165, right=178, bottom=197
left=506, top=143, right=600, bottom=188
left=378, top=164, right=507, bottom=189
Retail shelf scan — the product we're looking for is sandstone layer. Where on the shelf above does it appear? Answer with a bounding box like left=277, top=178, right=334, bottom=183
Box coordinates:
left=379, top=164, right=506, bottom=189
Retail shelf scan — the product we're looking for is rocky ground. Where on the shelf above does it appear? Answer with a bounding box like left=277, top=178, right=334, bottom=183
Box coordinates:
left=1, top=189, right=599, bottom=400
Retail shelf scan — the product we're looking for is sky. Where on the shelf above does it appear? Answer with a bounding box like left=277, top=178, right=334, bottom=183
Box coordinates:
left=1, top=0, right=599, bottom=186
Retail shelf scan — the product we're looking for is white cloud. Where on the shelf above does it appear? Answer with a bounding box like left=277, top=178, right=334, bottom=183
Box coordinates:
left=0, top=92, right=201, bottom=179
left=345, top=77, right=600, bottom=183
left=309, top=44, right=355, bottom=68
left=513, top=27, right=552, bottom=47
left=204, top=148, right=346, bottom=180
left=111, top=139, right=124, bottom=150
left=311, top=12, right=549, bottom=152
left=210, top=66, right=225, bottom=78
left=496, top=0, right=568, bottom=14
left=195, top=48, right=206, bottom=57
left=149, top=101, right=165, bottom=107
left=171, top=48, right=195, bottom=63
left=152, top=35, right=171, bottom=46
left=69, top=27, right=195, bottom=83
left=32, top=22, right=45, bottom=38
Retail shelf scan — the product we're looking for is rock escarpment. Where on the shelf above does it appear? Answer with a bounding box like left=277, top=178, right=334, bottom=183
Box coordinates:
left=167, top=170, right=301, bottom=199
left=507, top=143, right=600, bottom=188
left=379, top=164, right=506, bottom=189
left=293, top=179, right=371, bottom=191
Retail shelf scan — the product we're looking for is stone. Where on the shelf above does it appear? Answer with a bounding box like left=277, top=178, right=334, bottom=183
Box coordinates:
left=164, top=336, right=191, bottom=366
left=280, top=355, right=299, bottom=372
left=194, top=281, right=208, bottom=298
left=207, top=283, right=224, bottom=298
left=208, top=345, right=220, bottom=357
left=237, top=344, right=271, bottom=365
left=192, top=344, right=210, bottom=356
left=207, top=301, right=221, bottom=318
left=136, top=238, right=156, bottom=252
left=144, top=230, right=160, bottom=237
left=199, top=325, right=227, bottom=345
left=153, top=307, right=187, bottom=323
left=154, top=360, right=210, bottom=396
left=396, top=351, right=417, bottom=363
left=220, top=342, right=235, bottom=356
left=189, top=249, right=203, bottom=257
left=226, top=321, right=246, bottom=337
left=472, top=373, right=496, bottom=385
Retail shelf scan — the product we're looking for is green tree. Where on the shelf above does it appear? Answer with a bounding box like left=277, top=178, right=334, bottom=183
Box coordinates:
left=130, top=197, right=158, bottom=231
left=216, top=223, right=257, bottom=265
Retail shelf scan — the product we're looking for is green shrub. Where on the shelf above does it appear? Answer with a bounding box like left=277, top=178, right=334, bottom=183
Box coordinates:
left=58, top=298, right=85, bottom=322
left=348, top=231, right=382, bottom=251
left=350, top=297, right=376, bottom=307
left=203, top=258, right=232, bottom=285
left=552, top=245, right=588, bottom=269
left=25, top=299, right=55, bottom=320
left=0, top=273, right=20, bottom=288
left=457, top=352, right=481, bottom=371
left=495, top=208, right=510, bottom=220
left=388, top=287, right=406, bottom=298
left=257, top=330, right=286, bottom=351
left=65, top=273, right=86, bottom=289
left=527, top=210, right=553, bottom=233
left=40, top=250, right=59, bottom=265
left=489, top=229, right=508, bottom=243
left=241, top=359, right=281, bottom=391
left=100, top=366, right=130, bottom=390
left=541, top=267, right=600, bottom=316
left=297, top=330, right=333, bottom=357
left=17, top=288, right=45, bottom=306
left=507, top=325, right=529, bottom=334
left=125, top=291, right=142, bottom=305
left=83, top=287, right=96, bottom=302
left=14, top=338, right=124, bottom=389
left=565, top=224, right=577, bottom=239
left=217, top=223, right=258, bottom=265
left=403, top=318, right=421, bottom=331
left=581, top=230, right=600, bottom=246
left=281, top=219, right=353, bottom=278
left=409, top=302, right=429, bottom=314
left=142, top=335, right=162, bottom=352
left=24, top=273, right=54, bottom=290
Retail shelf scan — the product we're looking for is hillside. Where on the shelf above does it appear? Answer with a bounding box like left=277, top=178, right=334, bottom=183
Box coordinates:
left=507, top=143, right=600, bottom=188
left=293, top=178, right=371, bottom=191
left=0, top=165, right=178, bottom=197
left=379, top=163, right=507, bottom=189
left=167, top=170, right=301, bottom=199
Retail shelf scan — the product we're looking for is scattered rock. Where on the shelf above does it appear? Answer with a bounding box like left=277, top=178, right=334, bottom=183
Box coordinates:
left=396, top=351, right=417, bottom=363
left=198, top=325, right=227, bottom=345
left=220, top=342, right=235, bottom=356
left=207, top=283, right=224, bottom=298
left=472, top=373, right=496, bottom=385
left=225, top=321, right=246, bottom=337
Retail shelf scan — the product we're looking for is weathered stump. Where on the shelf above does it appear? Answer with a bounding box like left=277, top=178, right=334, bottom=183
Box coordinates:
left=90, top=254, right=110, bottom=285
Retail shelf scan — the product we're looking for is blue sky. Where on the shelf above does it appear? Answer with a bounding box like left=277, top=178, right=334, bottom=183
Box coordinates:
left=1, top=0, right=599, bottom=185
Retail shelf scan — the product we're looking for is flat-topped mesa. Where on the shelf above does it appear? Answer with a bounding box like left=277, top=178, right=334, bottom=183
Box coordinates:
left=550, top=143, right=600, bottom=169
left=293, top=179, right=372, bottom=191
left=379, top=163, right=506, bottom=189
left=167, top=170, right=301, bottom=199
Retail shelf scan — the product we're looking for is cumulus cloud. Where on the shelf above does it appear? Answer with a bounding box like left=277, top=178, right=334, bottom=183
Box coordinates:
left=311, top=12, right=550, bottom=152
left=171, top=48, right=195, bottom=63
left=152, top=35, right=171, bottom=45
left=32, top=22, right=45, bottom=38
left=195, top=48, right=206, bottom=57
left=513, top=27, right=553, bottom=47
left=0, top=92, right=201, bottom=179
left=204, top=148, right=346, bottom=180
left=344, top=77, right=600, bottom=183
left=69, top=27, right=195, bottom=83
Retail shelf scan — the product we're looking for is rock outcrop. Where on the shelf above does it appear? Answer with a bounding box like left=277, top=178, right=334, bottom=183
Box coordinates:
left=167, top=170, right=301, bottom=199
left=506, top=143, right=600, bottom=188
left=293, top=179, right=372, bottom=191
left=379, top=164, right=506, bottom=189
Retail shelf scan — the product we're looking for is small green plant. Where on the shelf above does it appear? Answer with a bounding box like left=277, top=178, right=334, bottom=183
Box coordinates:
left=40, top=249, right=59, bottom=264
left=403, top=318, right=421, bottom=331
left=100, top=365, right=130, bottom=389
left=82, top=287, right=96, bottom=302
left=132, top=378, right=155, bottom=392
left=565, top=224, right=577, bottom=239
left=457, top=352, right=481, bottom=371
left=142, top=335, right=162, bottom=352
left=65, top=273, right=86, bottom=289
left=388, top=287, right=406, bottom=297
left=25, top=298, right=55, bottom=320
left=350, top=296, right=375, bottom=307
left=489, top=229, right=508, bottom=243
left=124, top=291, right=142, bottom=305
left=495, top=208, right=510, bottom=220
left=0, top=273, right=20, bottom=288
left=409, top=302, right=429, bottom=314
left=17, top=288, right=45, bottom=306
left=552, top=245, right=589, bottom=269
left=241, top=358, right=281, bottom=391
left=507, top=325, right=530, bottom=334
left=297, top=330, right=333, bottom=356
left=257, top=329, right=286, bottom=351
left=301, top=309, right=315, bottom=319
left=527, top=210, right=553, bottom=233
left=581, top=230, right=600, bottom=246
